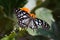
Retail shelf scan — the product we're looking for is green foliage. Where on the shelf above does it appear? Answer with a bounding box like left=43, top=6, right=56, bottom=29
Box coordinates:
left=0, top=0, right=27, bottom=17
left=0, top=6, right=14, bottom=39
left=0, top=0, right=27, bottom=39
left=0, top=16, right=14, bottom=38
left=1, top=32, right=16, bottom=40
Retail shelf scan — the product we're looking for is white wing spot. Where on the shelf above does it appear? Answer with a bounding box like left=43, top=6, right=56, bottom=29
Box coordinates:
left=22, top=20, right=25, bottom=23
left=35, top=21, right=38, bottom=25
left=23, top=12, right=26, bottom=14
left=18, top=15, right=20, bottom=17
left=20, top=13, right=23, bottom=16
left=39, top=22, right=42, bottom=25
left=39, top=20, right=41, bottom=22
left=19, top=21, right=21, bottom=22
left=16, top=10, right=18, bottom=12
left=21, top=17, right=23, bottom=18
left=23, top=15, right=27, bottom=18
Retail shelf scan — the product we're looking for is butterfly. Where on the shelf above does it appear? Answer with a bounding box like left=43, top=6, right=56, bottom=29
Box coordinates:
left=15, top=7, right=50, bottom=30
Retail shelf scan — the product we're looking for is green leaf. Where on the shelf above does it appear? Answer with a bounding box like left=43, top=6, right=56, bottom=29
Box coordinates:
left=0, top=0, right=27, bottom=38
left=27, top=28, right=53, bottom=36
left=0, top=17, right=14, bottom=38
left=1, top=32, right=16, bottom=40
left=0, top=0, right=27, bottom=17
left=0, top=5, right=6, bottom=18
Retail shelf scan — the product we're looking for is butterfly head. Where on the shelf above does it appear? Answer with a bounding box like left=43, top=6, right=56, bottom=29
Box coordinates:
left=20, top=7, right=30, bottom=13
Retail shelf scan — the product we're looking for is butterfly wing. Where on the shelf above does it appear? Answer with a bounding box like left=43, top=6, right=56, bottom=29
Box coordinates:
left=34, top=18, right=50, bottom=30
left=15, top=8, right=50, bottom=30
left=15, top=8, right=31, bottom=28
left=27, top=19, right=37, bottom=29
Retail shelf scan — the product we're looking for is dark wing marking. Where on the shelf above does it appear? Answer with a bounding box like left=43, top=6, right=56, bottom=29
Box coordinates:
left=28, top=19, right=37, bottom=29
left=34, top=18, right=50, bottom=30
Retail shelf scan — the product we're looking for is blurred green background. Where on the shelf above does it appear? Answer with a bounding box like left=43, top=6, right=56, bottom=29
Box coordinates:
left=0, top=0, right=60, bottom=40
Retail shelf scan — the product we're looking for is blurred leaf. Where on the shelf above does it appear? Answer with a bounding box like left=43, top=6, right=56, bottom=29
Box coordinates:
left=27, top=28, right=53, bottom=36
left=33, top=35, right=50, bottom=40
left=17, top=29, right=27, bottom=37
left=0, top=5, right=6, bottom=18
left=0, top=0, right=27, bottom=17
left=1, top=32, right=16, bottom=40
left=0, top=0, right=27, bottom=39
left=0, top=17, right=14, bottom=38
left=27, top=28, right=37, bottom=36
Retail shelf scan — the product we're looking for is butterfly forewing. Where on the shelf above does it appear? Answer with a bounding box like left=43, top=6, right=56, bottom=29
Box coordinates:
left=15, top=9, right=31, bottom=28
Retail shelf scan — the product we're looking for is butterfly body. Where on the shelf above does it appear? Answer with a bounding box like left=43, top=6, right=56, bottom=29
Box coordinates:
left=15, top=8, right=50, bottom=30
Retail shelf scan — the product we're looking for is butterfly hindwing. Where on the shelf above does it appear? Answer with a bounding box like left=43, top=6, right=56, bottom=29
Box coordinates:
left=28, top=19, right=37, bottom=29
left=34, top=18, right=50, bottom=30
